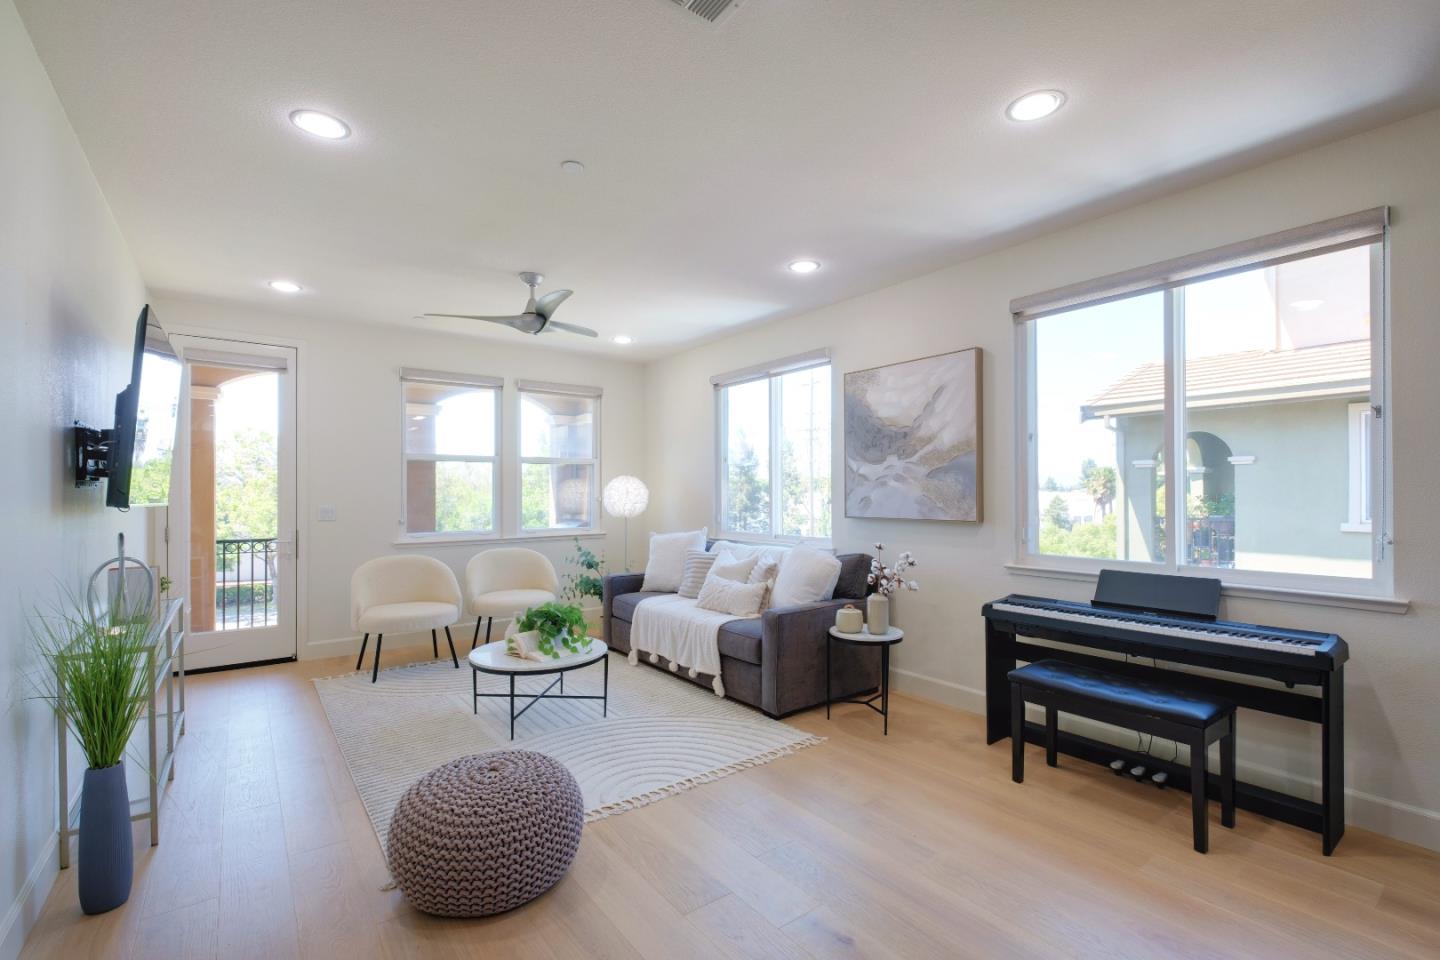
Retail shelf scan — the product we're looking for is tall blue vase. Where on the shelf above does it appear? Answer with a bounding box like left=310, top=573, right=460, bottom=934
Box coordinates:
left=78, top=762, right=133, bottom=915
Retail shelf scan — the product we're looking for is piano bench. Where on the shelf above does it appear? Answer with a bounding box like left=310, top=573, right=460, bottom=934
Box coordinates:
left=1008, top=659, right=1237, bottom=853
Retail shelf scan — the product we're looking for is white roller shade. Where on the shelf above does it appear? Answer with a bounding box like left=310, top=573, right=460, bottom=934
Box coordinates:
left=183, top=347, right=289, bottom=371
left=1010, top=207, right=1388, bottom=321
left=710, top=348, right=831, bottom=388
left=400, top=367, right=503, bottom=388
left=516, top=379, right=603, bottom=398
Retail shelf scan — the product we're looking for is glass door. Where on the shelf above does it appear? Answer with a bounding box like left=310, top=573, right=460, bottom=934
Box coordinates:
left=170, top=335, right=297, bottom=669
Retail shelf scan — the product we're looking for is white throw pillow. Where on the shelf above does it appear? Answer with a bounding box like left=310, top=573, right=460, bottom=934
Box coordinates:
left=676, top=549, right=717, bottom=599
left=709, top=551, right=760, bottom=584
left=695, top=576, right=768, bottom=618
left=769, top=547, right=842, bottom=608
left=748, top=558, right=780, bottom=610
left=642, top=528, right=707, bottom=593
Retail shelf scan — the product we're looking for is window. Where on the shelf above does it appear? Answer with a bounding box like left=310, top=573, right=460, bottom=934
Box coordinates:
left=1346, top=401, right=1373, bottom=533
left=401, top=370, right=500, bottom=537
left=1015, top=209, right=1387, bottom=588
left=518, top=382, right=600, bottom=532
left=714, top=353, right=831, bottom=541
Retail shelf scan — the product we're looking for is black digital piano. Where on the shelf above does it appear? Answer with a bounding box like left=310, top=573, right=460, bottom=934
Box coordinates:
left=982, top=569, right=1348, bottom=854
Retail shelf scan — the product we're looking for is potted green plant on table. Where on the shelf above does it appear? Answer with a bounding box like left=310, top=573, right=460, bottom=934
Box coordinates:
left=507, top=601, right=593, bottom=661
left=32, top=597, right=153, bottom=915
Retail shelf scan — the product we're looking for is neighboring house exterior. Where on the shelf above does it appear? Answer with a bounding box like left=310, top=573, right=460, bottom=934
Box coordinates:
left=1082, top=338, right=1372, bottom=578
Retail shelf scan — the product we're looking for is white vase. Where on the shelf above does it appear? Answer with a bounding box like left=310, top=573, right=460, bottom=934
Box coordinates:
left=866, top=594, right=890, bottom=634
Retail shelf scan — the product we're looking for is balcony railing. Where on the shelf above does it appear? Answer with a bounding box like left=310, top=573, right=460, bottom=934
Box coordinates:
left=216, top=537, right=278, bottom=630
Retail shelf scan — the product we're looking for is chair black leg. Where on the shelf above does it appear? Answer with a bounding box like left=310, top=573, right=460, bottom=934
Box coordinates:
left=356, top=633, right=369, bottom=671
left=1220, top=717, right=1236, bottom=829
left=432, top=629, right=439, bottom=659
left=1045, top=706, right=1059, bottom=767
left=485, top=617, right=494, bottom=645
left=1010, top=683, right=1025, bottom=784
left=472, top=616, right=482, bottom=651
left=445, top=626, right=459, bottom=668
left=1190, top=737, right=1209, bottom=853
left=371, top=635, right=384, bottom=684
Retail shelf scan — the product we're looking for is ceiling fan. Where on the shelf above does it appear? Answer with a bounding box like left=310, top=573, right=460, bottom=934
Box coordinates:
left=423, top=272, right=597, bottom=338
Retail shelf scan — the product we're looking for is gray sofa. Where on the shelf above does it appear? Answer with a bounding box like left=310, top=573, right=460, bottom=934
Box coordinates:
left=602, top=549, right=880, bottom=718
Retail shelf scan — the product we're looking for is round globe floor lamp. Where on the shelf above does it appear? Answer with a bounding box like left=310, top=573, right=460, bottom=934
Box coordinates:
left=602, top=476, right=649, bottom=572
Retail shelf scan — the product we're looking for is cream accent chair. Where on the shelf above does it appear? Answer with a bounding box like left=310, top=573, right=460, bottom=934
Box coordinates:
left=464, top=548, right=561, bottom=650
left=351, top=555, right=463, bottom=683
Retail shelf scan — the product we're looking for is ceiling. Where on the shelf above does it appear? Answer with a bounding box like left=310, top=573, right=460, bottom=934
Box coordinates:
left=17, top=0, right=1440, bottom=358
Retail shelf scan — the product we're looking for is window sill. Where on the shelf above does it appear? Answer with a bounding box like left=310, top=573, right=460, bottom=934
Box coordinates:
left=713, top=533, right=834, bottom=550
left=1002, top=562, right=1410, bottom=615
left=1339, top=522, right=1373, bottom=534
left=395, top=531, right=604, bottom=548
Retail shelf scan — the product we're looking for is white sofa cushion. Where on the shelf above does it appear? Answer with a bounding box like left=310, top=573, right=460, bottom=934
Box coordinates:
left=642, top=528, right=707, bottom=593
left=695, top=577, right=768, bottom=617
left=709, top=551, right=760, bottom=584
left=770, top=547, right=842, bottom=608
left=676, top=549, right=717, bottom=599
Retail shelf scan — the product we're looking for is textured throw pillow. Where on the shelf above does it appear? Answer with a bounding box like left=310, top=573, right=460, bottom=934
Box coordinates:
left=748, top=558, right=780, bottom=610
left=770, top=547, right=842, bottom=608
left=709, top=551, right=760, bottom=584
left=641, top=528, right=707, bottom=593
left=676, top=549, right=717, bottom=599
left=695, top=576, right=768, bottom=618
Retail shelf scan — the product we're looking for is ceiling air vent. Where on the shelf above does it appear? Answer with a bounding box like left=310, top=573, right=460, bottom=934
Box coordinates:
left=666, top=0, right=743, bottom=26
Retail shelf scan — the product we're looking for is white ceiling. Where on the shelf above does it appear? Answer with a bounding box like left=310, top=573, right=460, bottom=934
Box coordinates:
left=17, top=0, right=1440, bottom=358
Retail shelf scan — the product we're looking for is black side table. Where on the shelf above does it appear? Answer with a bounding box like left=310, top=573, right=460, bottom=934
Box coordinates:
left=827, top=626, right=904, bottom=735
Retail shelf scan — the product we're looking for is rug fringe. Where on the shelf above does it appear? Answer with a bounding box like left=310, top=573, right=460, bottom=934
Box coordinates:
left=582, top=733, right=825, bottom=823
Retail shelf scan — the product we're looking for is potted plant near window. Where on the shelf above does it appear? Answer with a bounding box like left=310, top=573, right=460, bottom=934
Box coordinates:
left=506, top=601, right=592, bottom=661
left=32, top=596, right=153, bottom=914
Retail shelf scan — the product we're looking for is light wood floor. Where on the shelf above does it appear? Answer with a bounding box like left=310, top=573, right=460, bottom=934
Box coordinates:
left=20, top=650, right=1440, bottom=960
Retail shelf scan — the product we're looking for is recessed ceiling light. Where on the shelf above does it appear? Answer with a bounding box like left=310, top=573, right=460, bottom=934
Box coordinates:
left=1290, top=299, right=1325, bottom=311
left=268, top=279, right=302, bottom=294
left=289, top=109, right=350, bottom=140
left=1005, top=90, right=1066, bottom=122
left=612, top=335, right=633, bottom=345
left=788, top=259, right=821, bottom=274
left=560, top=160, right=586, bottom=174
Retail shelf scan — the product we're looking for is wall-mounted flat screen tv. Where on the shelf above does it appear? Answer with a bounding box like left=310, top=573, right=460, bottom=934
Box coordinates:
left=106, top=305, right=180, bottom=508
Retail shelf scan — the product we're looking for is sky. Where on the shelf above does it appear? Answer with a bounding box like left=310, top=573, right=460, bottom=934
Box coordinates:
left=1033, top=245, right=1370, bottom=488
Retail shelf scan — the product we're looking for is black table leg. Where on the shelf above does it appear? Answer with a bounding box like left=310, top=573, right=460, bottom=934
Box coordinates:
left=881, top=643, right=890, bottom=735
left=603, top=653, right=609, bottom=717
left=472, top=667, right=478, bottom=714
left=826, top=635, right=832, bottom=719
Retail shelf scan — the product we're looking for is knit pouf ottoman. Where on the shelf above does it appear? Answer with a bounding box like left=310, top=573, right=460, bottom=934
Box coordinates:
left=386, top=750, right=584, bottom=917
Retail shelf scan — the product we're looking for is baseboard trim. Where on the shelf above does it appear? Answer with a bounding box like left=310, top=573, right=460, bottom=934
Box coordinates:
left=889, top=666, right=1440, bottom=853
left=0, top=833, right=60, bottom=960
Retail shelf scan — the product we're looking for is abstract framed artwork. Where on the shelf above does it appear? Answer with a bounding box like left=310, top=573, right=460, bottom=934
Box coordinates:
left=843, top=348, right=982, bottom=522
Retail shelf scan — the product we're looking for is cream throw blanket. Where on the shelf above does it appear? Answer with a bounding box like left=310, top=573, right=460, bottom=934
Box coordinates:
left=627, top=594, right=756, bottom=697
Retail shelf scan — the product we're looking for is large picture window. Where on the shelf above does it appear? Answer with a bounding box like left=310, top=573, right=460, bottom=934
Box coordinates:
left=518, top=382, right=600, bottom=532
left=401, top=369, right=501, bottom=537
left=1016, top=209, right=1387, bottom=589
left=714, top=353, right=832, bottom=541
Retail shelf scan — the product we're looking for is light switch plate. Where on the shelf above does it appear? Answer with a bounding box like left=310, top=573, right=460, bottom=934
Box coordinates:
left=318, top=505, right=338, bottom=522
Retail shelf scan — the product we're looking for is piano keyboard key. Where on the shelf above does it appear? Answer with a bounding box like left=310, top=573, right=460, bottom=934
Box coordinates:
left=989, top=601, right=1324, bottom=656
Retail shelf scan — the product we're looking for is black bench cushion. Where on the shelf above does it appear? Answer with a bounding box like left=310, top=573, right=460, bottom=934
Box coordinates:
left=1009, top=660, right=1234, bottom=728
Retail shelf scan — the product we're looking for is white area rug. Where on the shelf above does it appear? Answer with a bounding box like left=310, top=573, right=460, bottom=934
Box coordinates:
left=313, top=653, right=822, bottom=849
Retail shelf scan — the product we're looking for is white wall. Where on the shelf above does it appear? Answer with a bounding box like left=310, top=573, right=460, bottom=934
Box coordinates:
left=644, top=108, right=1440, bottom=851
left=150, top=295, right=647, bottom=657
left=0, top=2, right=150, bottom=955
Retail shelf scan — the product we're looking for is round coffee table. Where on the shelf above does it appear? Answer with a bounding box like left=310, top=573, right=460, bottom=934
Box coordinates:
left=468, top=640, right=609, bottom=739
left=827, top=626, right=904, bottom=735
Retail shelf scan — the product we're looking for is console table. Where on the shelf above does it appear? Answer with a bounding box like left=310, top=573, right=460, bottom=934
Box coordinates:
left=58, top=598, right=186, bottom=868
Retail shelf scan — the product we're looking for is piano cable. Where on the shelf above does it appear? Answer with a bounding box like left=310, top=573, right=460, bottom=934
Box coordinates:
left=1124, top=653, right=1179, bottom=763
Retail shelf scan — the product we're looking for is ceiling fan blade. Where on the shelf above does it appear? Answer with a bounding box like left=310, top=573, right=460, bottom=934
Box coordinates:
left=423, top=313, right=529, bottom=329
left=535, top=289, right=573, bottom=319
left=544, top=319, right=599, bottom=338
